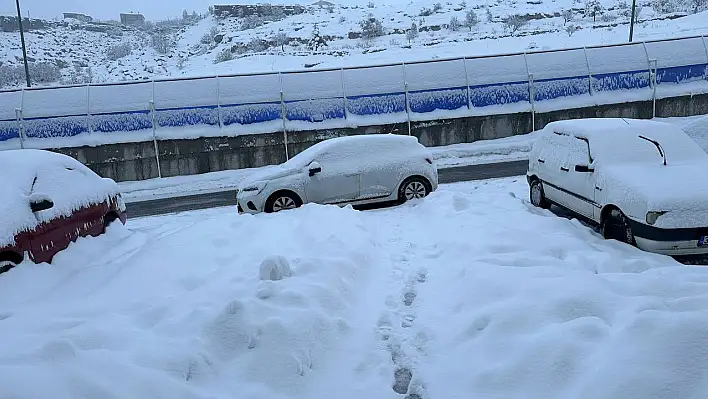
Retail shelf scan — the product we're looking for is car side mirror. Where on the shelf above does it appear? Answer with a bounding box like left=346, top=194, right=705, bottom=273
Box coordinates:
left=308, top=161, right=322, bottom=177
left=574, top=164, right=594, bottom=173
left=29, top=193, right=54, bottom=213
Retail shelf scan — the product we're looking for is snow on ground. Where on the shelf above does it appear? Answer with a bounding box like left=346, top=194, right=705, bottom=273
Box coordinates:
left=2, top=177, right=708, bottom=398
left=119, top=113, right=707, bottom=202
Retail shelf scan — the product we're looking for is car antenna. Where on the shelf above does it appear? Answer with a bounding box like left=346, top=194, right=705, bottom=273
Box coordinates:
left=638, top=135, right=667, bottom=165
left=621, top=118, right=630, bottom=124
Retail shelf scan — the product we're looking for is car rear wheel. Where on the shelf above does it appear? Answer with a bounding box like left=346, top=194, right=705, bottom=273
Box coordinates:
left=265, top=192, right=303, bottom=213
left=399, top=177, right=431, bottom=202
left=0, top=252, right=22, bottom=275
left=529, top=179, right=550, bottom=209
left=602, top=208, right=635, bottom=245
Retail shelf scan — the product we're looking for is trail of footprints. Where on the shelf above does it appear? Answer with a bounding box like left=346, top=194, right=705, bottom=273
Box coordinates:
left=377, top=236, right=439, bottom=398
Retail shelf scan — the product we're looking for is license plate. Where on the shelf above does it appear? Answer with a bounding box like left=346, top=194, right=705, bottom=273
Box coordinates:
left=700, top=236, right=708, bottom=246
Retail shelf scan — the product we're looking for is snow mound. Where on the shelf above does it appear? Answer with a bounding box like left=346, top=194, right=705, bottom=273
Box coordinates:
left=259, top=255, right=292, bottom=281
left=0, top=202, right=378, bottom=399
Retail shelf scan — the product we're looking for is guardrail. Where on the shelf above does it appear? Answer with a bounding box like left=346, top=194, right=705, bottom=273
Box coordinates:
left=1, top=35, right=707, bottom=161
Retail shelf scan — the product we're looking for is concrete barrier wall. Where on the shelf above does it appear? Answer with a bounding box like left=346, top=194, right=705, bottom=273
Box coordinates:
left=49, top=93, right=707, bottom=182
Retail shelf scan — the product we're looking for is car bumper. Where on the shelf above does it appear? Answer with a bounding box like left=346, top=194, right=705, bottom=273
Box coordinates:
left=236, top=191, right=266, bottom=214
left=635, top=237, right=708, bottom=256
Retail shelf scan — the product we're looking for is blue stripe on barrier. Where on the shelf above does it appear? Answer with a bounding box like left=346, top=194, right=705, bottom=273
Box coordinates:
left=532, top=75, right=590, bottom=102
left=92, top=110, right=152, bottom=133
left=156, top=107, right=220, bottom=127
left=469, top=81, right=530, bottom=108
left=0, top=120, right=20, bottom=142
left=24, top=115, right=88, bottom=138
left=657, top=63, right=708, bottom=84
left=346, top=92, right=406, bottom=116
left=221, top=102, right=282, bottom=125
left=408, top=86, right=468, bottom=113
left=591, top=69, right=651, bottom=91
left=285, top=98, right=345, bottom=122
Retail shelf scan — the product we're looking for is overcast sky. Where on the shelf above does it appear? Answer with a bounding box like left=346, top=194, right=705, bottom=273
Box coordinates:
left=0, top=0, right=221, bottom=21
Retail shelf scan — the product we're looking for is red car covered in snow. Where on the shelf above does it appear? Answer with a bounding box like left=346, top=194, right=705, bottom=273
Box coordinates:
left=0, top=149, right=127, bottom=274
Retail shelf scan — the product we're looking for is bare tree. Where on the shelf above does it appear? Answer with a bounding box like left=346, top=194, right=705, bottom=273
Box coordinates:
left=449, top=15, right=462, bottom=31
left=465, top=9, right=479, bottom=29
left=562, top=9, right=574, bottom=25
left=566, top=24, right=578, bottom=36
left=504, top=15, right=527, bottom=33
left=584, top=0, right=604, bottom=22
left=274, top=31, right=289, bottom=51
left=406, top=22, right=419, bottom=42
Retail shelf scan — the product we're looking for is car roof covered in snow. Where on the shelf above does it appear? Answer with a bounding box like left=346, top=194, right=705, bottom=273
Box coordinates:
left=0, top=149, right=120, bottom=248
left=285, top=134, right=424, bottom=167
left=544, top=118, right=708, bottom=164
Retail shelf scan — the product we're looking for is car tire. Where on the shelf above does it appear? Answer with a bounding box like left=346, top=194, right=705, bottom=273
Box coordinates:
left=602, top=208, right=635, bottom=245
left=103, top=212, right=118, bottom=231
left=0, top=252, right=22, bottom=275
left=398, top=176, right=431, bottom=203
left=529, top=179, right=550, bottom=209
left=265, top=192, right=303, bottom=213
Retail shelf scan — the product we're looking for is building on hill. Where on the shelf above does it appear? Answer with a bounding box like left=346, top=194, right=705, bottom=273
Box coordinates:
left=63, top=12, right=93, bottom=23
left=213, top=4, right=306, bottom=18
left=311, top=0, right=335, bottom=7
left=120, top=12, right=145, bottom=26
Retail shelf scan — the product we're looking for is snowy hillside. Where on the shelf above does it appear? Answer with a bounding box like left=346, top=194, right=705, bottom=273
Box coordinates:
left=1, top=0, right=707, bottom=89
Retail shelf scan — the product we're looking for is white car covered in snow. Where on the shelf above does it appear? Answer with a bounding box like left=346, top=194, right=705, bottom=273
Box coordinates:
left=527, top=118, right=708, bottom=256
left=236, top=134, right=438, bottom=214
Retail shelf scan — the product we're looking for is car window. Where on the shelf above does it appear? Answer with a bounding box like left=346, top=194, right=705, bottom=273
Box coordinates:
left=566, top=136, right=591, bottom=166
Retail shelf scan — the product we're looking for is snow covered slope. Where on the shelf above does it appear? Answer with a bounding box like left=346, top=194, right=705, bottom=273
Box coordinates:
left=2, top=177, right=708, bottom=398
left=1, top=0, right=707, bottom=89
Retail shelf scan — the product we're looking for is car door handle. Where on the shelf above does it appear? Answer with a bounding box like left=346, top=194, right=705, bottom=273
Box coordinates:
left=560, top=167, right=569, bottom=172
left=538, top=159, right=545, bottom=163
left=344, top=173, right=358, bottom=177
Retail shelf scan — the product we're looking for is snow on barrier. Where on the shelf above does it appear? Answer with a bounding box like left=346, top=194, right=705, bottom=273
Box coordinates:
left=1, top=35, right=708, bottom=147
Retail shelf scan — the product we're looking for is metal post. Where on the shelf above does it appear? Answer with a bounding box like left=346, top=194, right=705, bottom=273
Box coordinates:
left=15, top=108, right=24, bottom=149
left=216, top=76, right=223, bottom=128
left=278, top=73, right=289, bottom=160
left=86, top=83, right=92, bottom=134
left=583, top=47, right=594, bottom=96
left=149, top=80, right=162, bottom=178
left=402, top=62, right=412, bottom=136
left=701, top=35, right=708, bottom=73
left=340, top=67, right=349, bottom=121
left=462, top=57, right=471, bottom=110
left=15, top=0, right=31, bottom=87
left=628, top=0, right=637, bottom=42
left=523, top=52, right=536, bottom=131
left=649, top=59, right=658, bottom=118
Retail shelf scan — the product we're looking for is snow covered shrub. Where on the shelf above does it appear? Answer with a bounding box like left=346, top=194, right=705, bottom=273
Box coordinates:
left=151, top=32, right=175, bottom=54
left=359, top=14, right=385, bottom=39
left=258, top=255, right=292, bottom=281
left=273, top=31, right=289, bottom=51
left=562, top=9, right=574, bottom=24
left=486, top=7, right=494, bottom=21
left=419, top=7, right=434, bottom=16
left=433, top=2, right=444, bottom=12
left=106, top=42, right=132, bottom=61
left=241, top=15, right=264, bottom=30
left=584, top=0, right=604, bottom=21
left=504, top=15, right=528, bottom=33
left=601, top=12, right=617, bottom=21
left=465, top=9, right=479, bottom=29
left=62, top=65, right=93, bottom=84
left=339, top=16, right=346, bottom=22
left=406, top=22, right=419, bottom=42
left=449, top=15, right=462, bottom=30
left=30, top=62, right=61, bottom=84
left=368, top=1, right=376, bottom=7
left=566, top=24, right=578, bottom=36
left=247, top=38, right=269, bottom=52
left=213, top=48, right=234, bottom=63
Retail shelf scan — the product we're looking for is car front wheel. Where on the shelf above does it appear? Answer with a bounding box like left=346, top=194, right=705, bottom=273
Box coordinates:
left=529, top=179, right=550, bottom=209
left=399, top=177, right=431, bottom=202
left=265, top=192, right=303, bottom=213
left=602, top=208, right=635, bottom=245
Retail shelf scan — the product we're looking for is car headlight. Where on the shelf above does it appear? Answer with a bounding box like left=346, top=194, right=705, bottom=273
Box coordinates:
left=646, top=211, right=667, bottom=225
left=239, top=181, right=268, bottom=194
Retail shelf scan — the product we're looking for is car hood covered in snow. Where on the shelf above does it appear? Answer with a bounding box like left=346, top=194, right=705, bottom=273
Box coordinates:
left=0, top=149, right=121, bottom=248
left=599, top=161, right=708, bottom=228
left=237, top=165, right=301, bottom=190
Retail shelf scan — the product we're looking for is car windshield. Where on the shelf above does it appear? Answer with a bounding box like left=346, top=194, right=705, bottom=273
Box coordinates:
left=592, top=133, right=708, bottom=165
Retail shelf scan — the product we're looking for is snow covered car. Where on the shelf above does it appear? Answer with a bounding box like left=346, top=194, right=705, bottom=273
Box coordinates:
left=527, top=118, right=708, bottom=256
left=236, top=134, right=438, bottom=214
left=0, top=149, right=127, bottom=273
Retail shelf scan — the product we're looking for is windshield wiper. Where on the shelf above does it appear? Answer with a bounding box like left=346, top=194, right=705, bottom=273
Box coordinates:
left=638, top=135, right=667, bottom=165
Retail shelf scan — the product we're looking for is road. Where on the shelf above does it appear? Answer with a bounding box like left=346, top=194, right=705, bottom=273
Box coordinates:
left=126, top=159, right=529, bottom=218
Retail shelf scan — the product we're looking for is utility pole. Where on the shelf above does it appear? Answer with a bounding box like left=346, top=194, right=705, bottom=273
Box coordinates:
left=628, top=0, right=637, bottom=42
left=15, top=0, right=31, bottom=87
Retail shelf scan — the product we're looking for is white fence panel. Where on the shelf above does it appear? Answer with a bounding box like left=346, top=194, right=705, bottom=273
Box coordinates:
left=644, top=37, right=708, bottom=68
left=219, top=74, right=281, bottom=105
left=586, top=43, right=649, bottom=74
left=343, top=65, right=405, bottom=95
left=405, top=59, right=467, bottom=91
left=89, top=81, right=152, bottom=114
left=22, top=86, right=87, bottom=118
left=526, top=48, right=589, bottom=80
left=465, top=54, right=528, bottom=85
left=0, top=90, right=22, bottom=120
left=281, top=70, right=343, bottom=101
left=154, top=77, right=219, bottom=109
